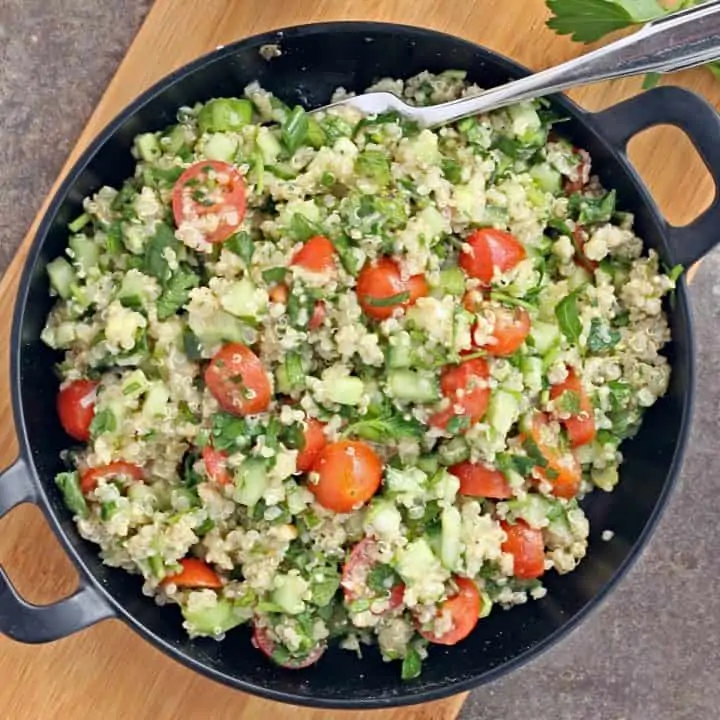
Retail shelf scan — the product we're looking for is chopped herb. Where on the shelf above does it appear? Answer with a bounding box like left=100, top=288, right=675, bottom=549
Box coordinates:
left=555, top=289, right=583, bottom=344
left=289, top=213, right=322, bottom=242
left=262, top=267, right=287, bottom=285
left=311, top=572, right=341, bottom=607
left=365, top=291, right=410, bottom=308
left=156, top=266, right=199, bottom=320
left=446, top=415, right=471, bottom=434
left=367, top=564, right=400, bottom=595
left=355, top=150, right=392, bottom=187
left=183, top=329, right=203, bottom=360
left=556, top=389, right=582, bottom=415
left=346, top=413, right=423, bottom=443
left=568, top=190, right=616, bottom=225
left=441, top=158, right=463, bottom=184
left=89, top=408, right=116, bottom=438
left=281, top=106, right=309, bottom=154
left=225, top=231, right=255, bottom=266
left=496, top=453, right=536, bottom=479
left=401, top=646, right=422, bottom=681
left=142, top=223, right=180, bottom=282
left=586, top=318, right=621, bottom=354
left=55, top=472, right=88, bottom=518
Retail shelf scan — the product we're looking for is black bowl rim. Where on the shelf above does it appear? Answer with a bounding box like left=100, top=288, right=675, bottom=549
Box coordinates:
left=9, top=20, right=695, bottom=709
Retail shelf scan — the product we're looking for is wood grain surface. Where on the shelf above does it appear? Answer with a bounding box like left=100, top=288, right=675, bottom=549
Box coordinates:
left=1, top=1, right=718, bottom=718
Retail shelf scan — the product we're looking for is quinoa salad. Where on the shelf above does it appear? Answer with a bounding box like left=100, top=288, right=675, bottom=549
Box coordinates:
left=43, top=71, right=678, bottom=679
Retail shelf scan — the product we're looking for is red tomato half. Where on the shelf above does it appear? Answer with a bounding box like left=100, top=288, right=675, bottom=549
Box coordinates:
left=172, top=160, right=246, bottom=244
left=501, top=520, right=546, bottom=580
left=162, top=558, right=222, bottom=589
left=450, top=461, right=513, bottom=499
left=459, top=229, right=526, bottom=285
left=419, top=577, right=482, bottom=645
left=202, top=446, right=232, bottom=486
left=308, top=301, right=327, bottom=330
left=480, top=305, right=531, bottom=356
left=550, top=368, right=596, bottom=447
left=204, top=343, right=272, bottom=416
left=79, top=461, right=144, bottom=495
left=356, top=258, right=428, bottom=320
left=57, top=379, right=98, bottom=442
left=341, top=538, right=405, bottom=611
left=310, top=440, right=383, bottom=513
left=291, top=235, right=336, bottom=273
left=527, top=412, right=582, bottom=499
left=252, top=623, right=326, bottom=669
left=429, top=357, right=491, bottom=431
left=295, top=418, right=327, bottom=473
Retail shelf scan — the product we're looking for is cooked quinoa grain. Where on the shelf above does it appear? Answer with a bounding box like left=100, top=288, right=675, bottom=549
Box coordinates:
left=45, top=71, right=677, bottom=677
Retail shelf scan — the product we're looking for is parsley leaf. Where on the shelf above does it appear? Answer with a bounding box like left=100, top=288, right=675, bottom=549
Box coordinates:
left=546, top=0, right=665, bottom=43
left=366, top=564, right=400, bottom=595
left=55, top=472, right=89, bottom=518
left=142, top=223, right=179, bottom=282
left=401, top=647, right=423, bottom=681
left=310, top=572, right=341, bottom=607
left=281, top=106, right=309, bottom=154
left=568, top=190, right=616, bottom=225
left=587, top=317, right=621, bottom=353
left=89, top=408, right=116, bottom=438
left=346, top=413, right=424, bottom=443
left=225, top=231, right=255, bottom=266
left=156, top=266, right=199, bottom=320
left=555, top=289, right=584, bottom=344
left=496, top=453, right=536, bottom=480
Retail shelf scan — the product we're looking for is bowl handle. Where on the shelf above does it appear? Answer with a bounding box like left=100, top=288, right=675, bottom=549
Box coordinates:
left=593, top=85, right=720, bottom=269
left=0, top=459, right=115, bottom=643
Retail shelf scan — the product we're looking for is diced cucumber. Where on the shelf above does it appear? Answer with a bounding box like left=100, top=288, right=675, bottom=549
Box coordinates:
left=306, top=118, right=326, bottom=149
left=384, top=466, right=427, bottom=497
left=189, top=309, right=253, bottom=345
left=364, top=500, right=403, bottom=541
left=592, top=464, right=619, bottom=491
left=256, top=126, right=283, bottom=164
left=396, top=538, right=442, bottom=585
left=508, top=102, right=543, bottom=144
left=204, top=133, right=238, bottom=161
left=69, top=235, right=99, bottom=275
left=568, top=264, right=592, bottom=290
left=416, top=205, right=448, bottom=240
left=272, top=573, right=309, bottom=615
left=135, top=132, right=161, bottom=162
left=142, top=381, right=169, bottom=418
left=486, top=390, right=520, bottom=437
left=434, top=267, right=466, bottom=297
left=53, top=322, right=76, bottom=348
left=118, top=269, right=151, bottom=309
left=218, top=278, right=267, bottom=319
left=275, top=352, right=307, bottom=395
left=279, top=199, right=320, bottom=228
left=387, top=370, right=439, bottom=403
left=47, top=257, right=77, bottom=299
left=440, top=506, right=462, bottom=570
left=162, top=124, right=194, bottom=155
left=182, top=599, right=244, bottom=636
left=386, top=335, right=413, bottom=369
left=67, top=213, right=91, bottom=233
left=121, top=368, right=149, bottom=398
left=326, top=376, right=364, bottom=406
left=521, top=356, right=543, bottom=395
left=505, top=494, right=553, bottom=529
left=235, top=458, right=268, bottom=507
left=416, top=455, right=439, bottom=475
left=530, top=163, right=562, bottom=195
left=198, top=98, right=253, bottom=133
left=529, top=320, right=560, bottom=356
left=438, top=437, right=470, bottom=466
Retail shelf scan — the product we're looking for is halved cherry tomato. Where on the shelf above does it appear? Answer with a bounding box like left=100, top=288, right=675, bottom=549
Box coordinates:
left=501, top=520, right=545, bottom=579
left=527, top=412, right=582, bottom=499
left=202, top=445, right=232, bottom=486
left=162, top=558, right=222, bottom=589
left=341, top=538, right=405, bottom=611
left=462, top=289, right=485, bottom=313
left=291, top=235, right=336, bottom=273
left=571, top=227, right=598, bottom=275
left=296, top=418, right=327, bottom=473
left=480, top=305, right=531, bottom=356
left=80, top=461, right=144, bottom=495
left=309, top=440, right=382, bottom=513
left=356, top=258, right=429, bottom=320
left=205, top=343, right=272, bottom=416
left=172, top=160, right=246, bottom=244
left=252, top=622, right=326, bottom=669
left=269, top=283, right=289, bottom=304
left=419, top=576, right=481, bottom=645
left=564, top=148, right=591, bottom=195
left=57, top=379, right=97, bottom=442
left=308, top=301, right=327, bottom=330
left=449, top=461, right=513, bottom=499
left=550, top=368, right=596, bottom=447
left=459, top=229, right=526, bottom=285
left=429, top=357, right=491, bottom=431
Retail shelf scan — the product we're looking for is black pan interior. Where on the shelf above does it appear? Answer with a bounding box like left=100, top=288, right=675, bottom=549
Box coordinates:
left=14, top=23, right=692, bottom=707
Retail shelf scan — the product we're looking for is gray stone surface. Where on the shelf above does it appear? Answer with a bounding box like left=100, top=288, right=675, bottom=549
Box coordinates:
left=0, top=2, right=718, bottom=719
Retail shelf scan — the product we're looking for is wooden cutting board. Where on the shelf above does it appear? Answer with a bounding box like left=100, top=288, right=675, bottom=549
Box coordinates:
left=1, top=1, right=718, bottom=718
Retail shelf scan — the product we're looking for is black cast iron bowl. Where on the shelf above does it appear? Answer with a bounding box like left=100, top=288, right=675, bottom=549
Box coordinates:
left=1, top=21, right=718, bottom=710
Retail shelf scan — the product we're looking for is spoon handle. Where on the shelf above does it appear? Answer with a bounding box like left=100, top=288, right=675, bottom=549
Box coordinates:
left=421, top=0, right=720, bottom=128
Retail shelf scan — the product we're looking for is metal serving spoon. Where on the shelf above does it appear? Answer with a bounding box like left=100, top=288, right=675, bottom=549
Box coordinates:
left=315, top=0, right=720, bottom=128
